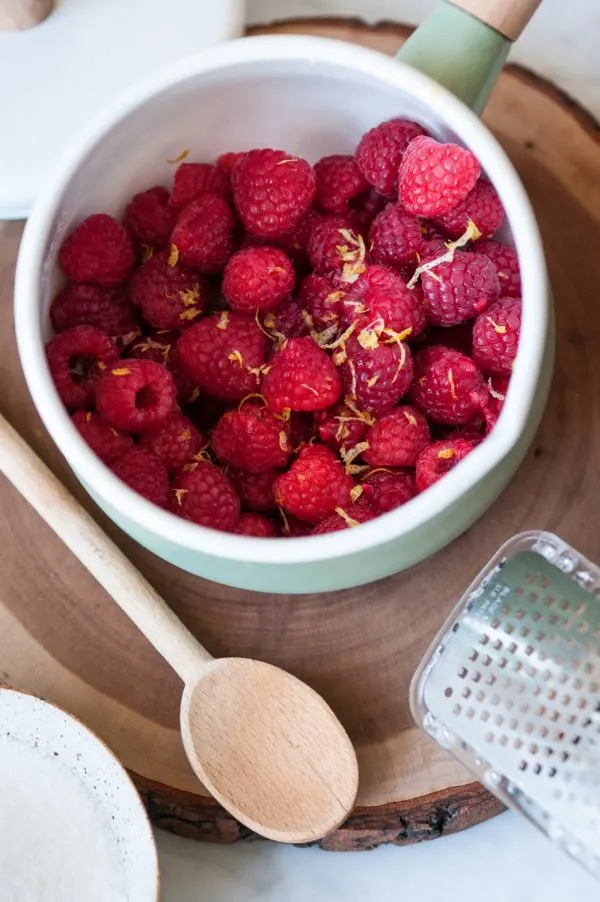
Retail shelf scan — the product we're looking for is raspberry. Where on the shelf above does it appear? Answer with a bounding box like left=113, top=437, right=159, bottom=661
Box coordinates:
left=398, top=137, right=481, bottom=217
left=50, top=283, right=138, bottom=343
left=273, top=209, right=323, bottom=267
left=129, top=332, right=195, bottom=402
left=202, top=279, right=230, bottom=315
left=483, top=374, right=510, bottom=432
left=46, top=325, right=118, bottom=410
left=212, top=400, right=292, bottom=473
left=169, top=460, right=240, bottom=531
left=363, top=406, right=430, bottom=467
left=235, top=513, right=278, bottom=537
left=348, top=188, right=387, bottom=234
left=298, top=274, right=345, bottom=332
left=222, top=246, right=295, bottom=313
left=217, top=152, right=245, bottom=179
left=281, top=514, right=312, bottom=537
left=474, top=240, right=521, bottom=299
left=129, top=331, right=176, bottom=365
left=123, top=187, right=176, bottom=249
left=438, top=423, right=485, bottom=443
left=316, top=398, right=372, bottom=453
left=307, top=218, right=366, bottom=280
left=111, top=447, right=169, bottom=507
left=340, top=335, right=414, bottom=415
left=368, top=203, right=425, bottom=271
left=427, top=321, right=474, bottom=357
left=262, top=337, right=342, bottom=413
left=311, top=504, right=375, bottom=535
left=472, top=297, right=521, bottom=375
left=433, top=179, right=505, bottom=239
left=409, top=346, right=489, bottom=425
left=289, top=412, right=315, bottom=450
left=169, top=163, right=229, bottom=212
left=229, top=467, right=278, bottom=512
left=170, top=194, right=235, bottom=273
left=407, top=326, right=432, bottom=349
left=314, top=154, right=369, bottom=216
left=176, top=311, right=267, bottom=402
left=421, top=249, right=499, bottom=326
left=59, top=214, right=135, bottom=287
left=239, top=234, right=267, bottom=252
left=72, top=409, right=133, bottom=464
left=342, top=265, right=426, bottom=338
left=140, top=411, right=204, bottom=473
left=359, top=469, right=417, bottom=513
left=356, top=118, right=427, bottom=197
left=416, top=438, right=478, bottom=492
left=232, top=148, right=316, bottom=239
left=420, top=221, right=448, bottom=243
left=186, top=393, right=229, bottom=434
left=263, top=298, right=310, bottom=341
left=420, top=236, right=449, bottom=259
left=274, top=445, right=354, bottom=524
left=96, top=358, right=176, bottom=433
left=127, top=250, right=205, bottom=329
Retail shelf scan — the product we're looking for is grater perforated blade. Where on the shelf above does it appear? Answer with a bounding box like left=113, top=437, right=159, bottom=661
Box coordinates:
left=410, top=531, right=600, bottom=880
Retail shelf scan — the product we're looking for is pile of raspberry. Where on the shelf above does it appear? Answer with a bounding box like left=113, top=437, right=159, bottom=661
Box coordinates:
left=46, top=120, right=521, bottom=537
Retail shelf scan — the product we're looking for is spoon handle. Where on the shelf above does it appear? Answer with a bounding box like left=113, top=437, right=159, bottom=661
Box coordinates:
left=0, top=413, right=213, bottom=682
left=446, top=0, right=543, bottom=40
left=0, top=0, right=54, bottom=30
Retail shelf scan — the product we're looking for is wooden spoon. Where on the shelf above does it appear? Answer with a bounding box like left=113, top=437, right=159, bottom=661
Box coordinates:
left=0, top=413, right=358, bottom=843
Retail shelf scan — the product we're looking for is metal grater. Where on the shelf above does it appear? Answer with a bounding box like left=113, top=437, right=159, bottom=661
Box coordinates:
left=410, top=531, right=600, bottom=880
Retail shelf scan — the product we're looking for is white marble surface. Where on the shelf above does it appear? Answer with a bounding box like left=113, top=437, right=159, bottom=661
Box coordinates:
left=156, top=1, right=600, bottom=898
left=156, top=812, right=599, bottom=900
left=0, top=0, right=245, bottom=218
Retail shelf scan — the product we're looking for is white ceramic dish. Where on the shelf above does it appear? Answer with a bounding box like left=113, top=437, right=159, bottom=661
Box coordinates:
left=0, top=0, right=244, bottom=219
left=0, top=687, right=159, bottom=901
left=14, top=34, right=553, bottom=594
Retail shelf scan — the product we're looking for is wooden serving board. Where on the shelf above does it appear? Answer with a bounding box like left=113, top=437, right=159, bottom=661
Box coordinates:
left=1, top=18, right=599, bottom=851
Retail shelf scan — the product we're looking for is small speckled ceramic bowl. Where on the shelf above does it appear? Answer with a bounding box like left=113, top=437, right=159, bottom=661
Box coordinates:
left=0, top=688, right=159, bottom=901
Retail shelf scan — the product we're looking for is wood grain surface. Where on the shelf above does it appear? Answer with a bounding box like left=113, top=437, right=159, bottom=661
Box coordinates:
left=0, top=18, right=598, bottom=850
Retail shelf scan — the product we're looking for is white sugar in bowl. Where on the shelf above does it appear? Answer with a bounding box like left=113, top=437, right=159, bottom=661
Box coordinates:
left=0, top=688, right=159, bottom=902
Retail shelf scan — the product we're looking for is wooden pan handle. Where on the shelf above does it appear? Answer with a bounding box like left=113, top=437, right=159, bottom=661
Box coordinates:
left=0, top=0, right=54, bottom=30
left=446, top=0, right=543, bottom=40
left=0, top=413, right=212, bottom=682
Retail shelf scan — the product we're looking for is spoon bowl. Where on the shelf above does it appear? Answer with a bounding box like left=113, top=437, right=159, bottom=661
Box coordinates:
left=181, top=658, right=358, bottom=843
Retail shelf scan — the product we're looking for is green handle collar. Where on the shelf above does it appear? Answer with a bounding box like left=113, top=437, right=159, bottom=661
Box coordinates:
left=397, top=0, right=511, bottom=114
